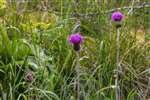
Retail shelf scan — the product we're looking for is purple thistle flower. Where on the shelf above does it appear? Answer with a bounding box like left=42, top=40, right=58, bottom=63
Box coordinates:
left=68, top=33, right=83, bottom=51
left=25, top=72, right=34, bottom=82
left=69, top=33, right=83, bottom=45
left=111, top=11, right=124, bottom=22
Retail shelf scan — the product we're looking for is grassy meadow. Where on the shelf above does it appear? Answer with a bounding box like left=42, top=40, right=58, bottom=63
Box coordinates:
left=0, top=0, right=150, bottom=100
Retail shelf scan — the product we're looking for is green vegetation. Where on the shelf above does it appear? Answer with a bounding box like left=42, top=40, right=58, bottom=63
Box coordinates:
left=0, top=0, right=150, bottom=100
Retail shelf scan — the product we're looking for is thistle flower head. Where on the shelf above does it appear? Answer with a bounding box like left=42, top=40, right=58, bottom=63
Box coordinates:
left=69, top=33, right=83, bottom=45
left=25, top=72, right=34, bottom=82
left=111, top=11, right=124, bottom=22
left=68, top=33, right=83, bottom=51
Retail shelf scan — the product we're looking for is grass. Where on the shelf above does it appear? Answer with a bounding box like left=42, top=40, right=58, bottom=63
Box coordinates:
left=0, top=0, right=150, bottom=100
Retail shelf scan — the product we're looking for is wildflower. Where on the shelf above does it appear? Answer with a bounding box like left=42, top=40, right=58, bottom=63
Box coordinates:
left=0, top=0, right=6, bottom=17
left=25, top=71, right=34, bottom=82
left=68, top=33, right=83, bottom=51
left=111, top=11, right=124, bottom=22
left=0, top=0, right=6, bottom=9
left=112, top=11, right=124, bottom=100
left=111, top=11, right=124, bottom=28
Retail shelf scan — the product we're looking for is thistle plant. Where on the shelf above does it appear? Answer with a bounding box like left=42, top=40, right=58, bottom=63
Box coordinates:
left=25, top=71, right=34, bottom=82
left=111, top=11, right=124, bottom=100
left=68, top=33, right=83, bottom=100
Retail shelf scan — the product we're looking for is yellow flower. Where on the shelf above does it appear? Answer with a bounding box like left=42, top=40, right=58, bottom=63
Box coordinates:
left=33, top=22, right=50, bottom=30
left=0, top=0, right=6, bottom=9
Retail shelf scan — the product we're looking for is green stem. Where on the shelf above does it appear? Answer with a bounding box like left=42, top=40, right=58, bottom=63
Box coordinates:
left=115, top=27, right=121, bottom=100
left=76, top=51, right=80, bottom=100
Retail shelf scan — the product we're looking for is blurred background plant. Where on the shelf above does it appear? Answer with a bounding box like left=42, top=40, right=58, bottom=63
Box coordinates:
left=0, top=0, right=6, bottom=17
left=0, top=0, right=149, bottom=100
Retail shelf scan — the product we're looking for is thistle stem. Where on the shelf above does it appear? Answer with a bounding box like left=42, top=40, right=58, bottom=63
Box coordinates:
left=76, top=51, right=80, bottom=100
left=115, top=27, right=121, bottom=100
